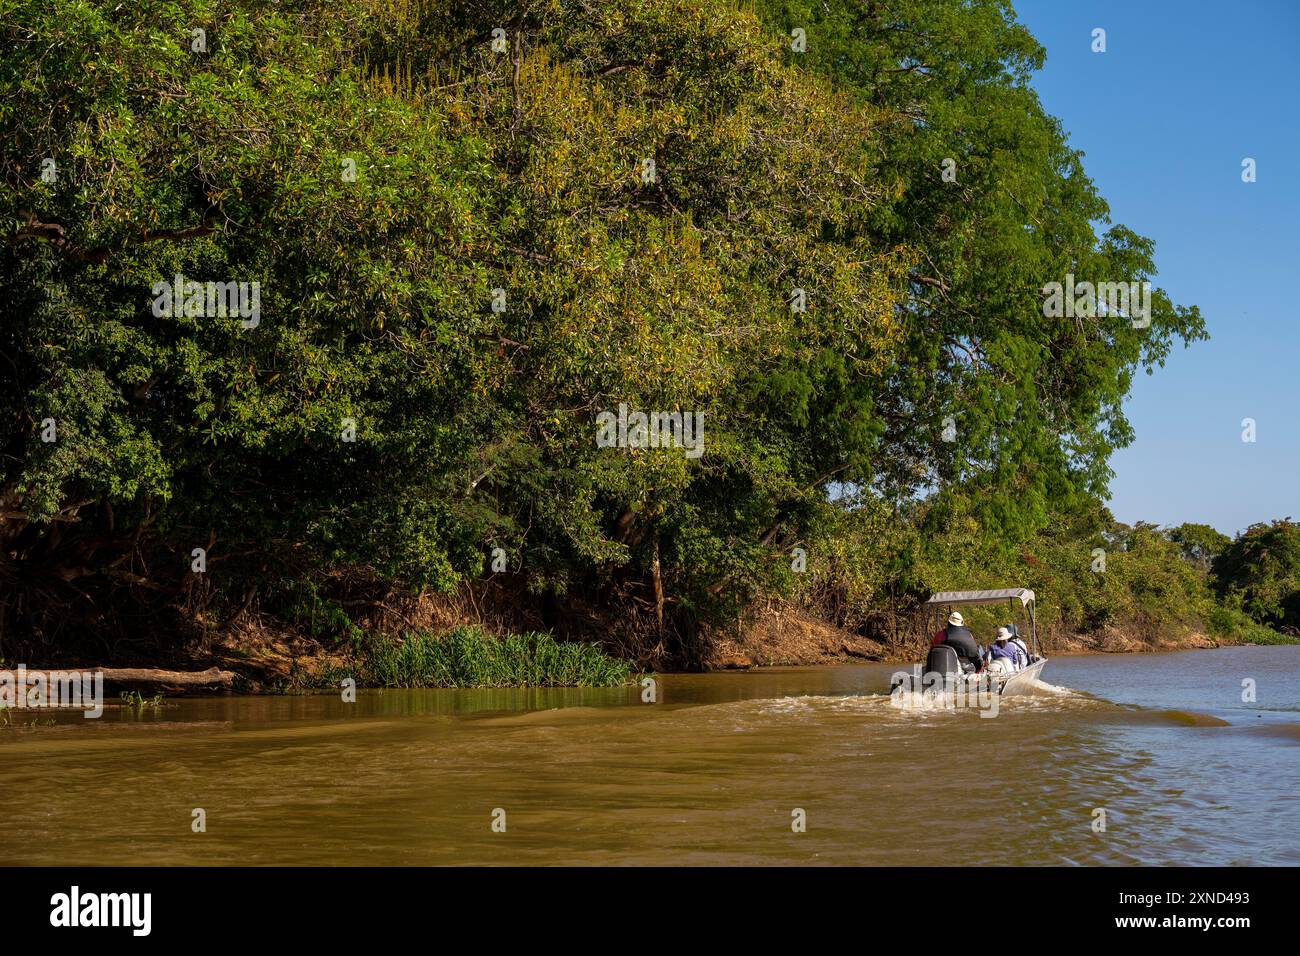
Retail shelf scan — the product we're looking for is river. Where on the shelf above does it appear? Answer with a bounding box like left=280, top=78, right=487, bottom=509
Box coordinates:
left=4, top=645, right=1298, bottom=865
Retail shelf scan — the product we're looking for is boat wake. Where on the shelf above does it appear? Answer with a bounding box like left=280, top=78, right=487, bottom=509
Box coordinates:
left=1008, top=677, right=1074, bottom=697
left=748, top=682, right=1101, bottom=723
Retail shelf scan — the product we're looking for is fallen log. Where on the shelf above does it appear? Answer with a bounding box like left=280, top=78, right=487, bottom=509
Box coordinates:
left=9, top=666, right=235, bottom=697
left=91, top=666, right=235, bottom=689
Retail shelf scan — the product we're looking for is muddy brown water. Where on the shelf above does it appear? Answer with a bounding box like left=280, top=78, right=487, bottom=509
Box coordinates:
left=3, top=646, right=1298, bottom=865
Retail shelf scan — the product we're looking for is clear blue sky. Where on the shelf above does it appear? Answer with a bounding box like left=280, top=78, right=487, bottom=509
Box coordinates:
left=1014, top=0, right=1299, bottom=536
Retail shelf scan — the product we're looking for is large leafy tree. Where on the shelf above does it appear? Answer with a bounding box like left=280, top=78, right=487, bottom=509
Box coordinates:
left=754, top=0, right=1206, bottom=541
left=2, top=0, right=906, bottom=659
left=1167, top=522, right=1231, bottom=571
left=1213, top=521, right=1300, bottom=633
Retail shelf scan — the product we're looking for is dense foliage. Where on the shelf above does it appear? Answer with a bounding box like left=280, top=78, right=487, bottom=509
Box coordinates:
left=1, top=0, right=1288, bottom=666
left=792, top=499, right=1292, bottom=649
left=1212, top=521, right=1300, bottom=634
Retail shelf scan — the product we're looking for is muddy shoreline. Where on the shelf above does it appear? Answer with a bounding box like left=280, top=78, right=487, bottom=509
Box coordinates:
left=699, top=606, right=1231, bottom=670
left=8, top=611, right=1263, bottom=697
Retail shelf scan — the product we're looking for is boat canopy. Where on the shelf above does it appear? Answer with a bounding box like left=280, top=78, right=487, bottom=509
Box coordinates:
left=924, top=588, right=1035, bottom=607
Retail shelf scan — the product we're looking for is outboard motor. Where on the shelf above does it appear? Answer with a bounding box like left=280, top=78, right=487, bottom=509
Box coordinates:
left=925, top=644, right=961, bottom=679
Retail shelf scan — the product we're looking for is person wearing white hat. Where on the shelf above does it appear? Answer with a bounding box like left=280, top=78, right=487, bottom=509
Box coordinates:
left=1004, top=624, right=1031, bottom=664
left=988, top=625, right=1027, bottom=671
left=936, top=609, right=983, bottom=671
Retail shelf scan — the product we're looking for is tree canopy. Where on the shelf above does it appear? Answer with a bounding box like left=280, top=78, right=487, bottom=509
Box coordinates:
left=1, top=0, right=1221, bottom=662
left=1213, top=521, right=1300, bottom=633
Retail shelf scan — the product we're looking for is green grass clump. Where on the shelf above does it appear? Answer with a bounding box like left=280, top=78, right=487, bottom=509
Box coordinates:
left=1207, top=606, right=1300, bottom=645
left=363, top=626, right=635, bottom=688
left=119, top=690, right=166, bottom=709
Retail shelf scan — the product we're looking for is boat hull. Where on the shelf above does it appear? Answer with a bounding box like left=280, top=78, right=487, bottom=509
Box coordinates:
left=889, top=658, right=1050, bottom=697
left=994, top=658, right=1048, bottom=695
left=912, top=658, right=1049, bottom=696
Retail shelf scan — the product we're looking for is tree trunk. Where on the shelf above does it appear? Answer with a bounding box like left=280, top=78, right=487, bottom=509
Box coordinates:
left=651, top=536, right=665, bottom=639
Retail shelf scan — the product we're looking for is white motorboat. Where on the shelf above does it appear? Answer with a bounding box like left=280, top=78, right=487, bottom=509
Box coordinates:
left=894, top=587, right=1048, bottom=696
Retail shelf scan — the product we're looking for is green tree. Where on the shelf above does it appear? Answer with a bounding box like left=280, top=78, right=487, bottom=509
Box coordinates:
left=1166, top=522, right=1231, bottom=571
left=1213, top=521, right=1300, bottom=633
left=753, top=0, right=1207, bottom=543
left=1, top=0, right=906, bottom=658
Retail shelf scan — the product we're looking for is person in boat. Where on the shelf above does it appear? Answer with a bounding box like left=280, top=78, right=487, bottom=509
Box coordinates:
left=987, top=626, right=1027, bottom=672
left=938, top=611, right=984, bottom=672
left=1005, top=624, right=1032, bottom=664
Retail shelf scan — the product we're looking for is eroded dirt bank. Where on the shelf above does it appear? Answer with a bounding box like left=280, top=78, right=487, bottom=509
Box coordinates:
left=698, top=605, right=1225, bottom=669
left=11, top=593, right=1247, bottom=694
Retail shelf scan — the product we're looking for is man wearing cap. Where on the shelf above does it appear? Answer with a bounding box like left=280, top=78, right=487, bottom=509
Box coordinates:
left=938, top=611, right=984, bottom=671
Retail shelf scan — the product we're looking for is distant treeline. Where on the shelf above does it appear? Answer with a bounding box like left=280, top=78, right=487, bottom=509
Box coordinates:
left=4, top=1, right=1286, bottom=668
left=790, top=499, right=1299, bottom=650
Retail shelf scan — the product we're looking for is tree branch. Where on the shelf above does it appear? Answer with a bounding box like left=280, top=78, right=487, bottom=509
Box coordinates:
left=9, top=211, right=218, bottom=264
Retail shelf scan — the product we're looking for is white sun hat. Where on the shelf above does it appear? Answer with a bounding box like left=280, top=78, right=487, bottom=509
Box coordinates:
left=947, top=611, right=964, bottom=626
left=995, top=626, right=1013, bottom=640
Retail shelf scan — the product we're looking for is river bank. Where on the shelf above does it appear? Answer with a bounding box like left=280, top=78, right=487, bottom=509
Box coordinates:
left=699, top=605, right=1276, bottom=669
left=10, top=602, right=1290, bottom=698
